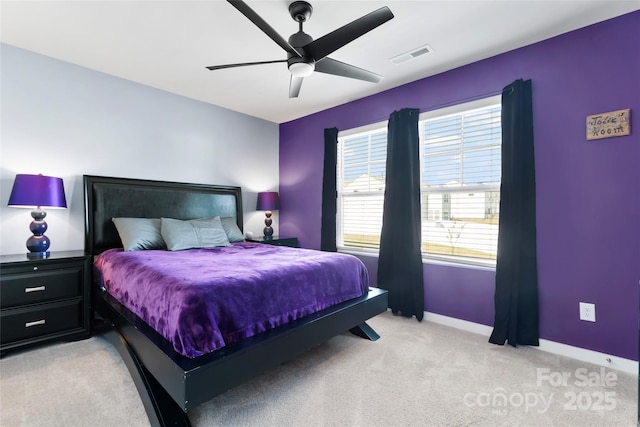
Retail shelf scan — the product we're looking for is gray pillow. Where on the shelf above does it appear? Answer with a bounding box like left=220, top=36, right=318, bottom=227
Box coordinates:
left=220, top=217, right=245, bottom=242
left=161, top=216, right=231, bottom=251
left=112, top=218, right=166, bottom=251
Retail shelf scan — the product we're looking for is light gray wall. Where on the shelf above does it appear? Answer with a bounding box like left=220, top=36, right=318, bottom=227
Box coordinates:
left=0, top=44, right=279, bottom=255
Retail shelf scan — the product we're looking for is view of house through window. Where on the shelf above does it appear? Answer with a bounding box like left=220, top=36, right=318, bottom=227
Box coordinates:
left=337, top=96, right=502, bottom=265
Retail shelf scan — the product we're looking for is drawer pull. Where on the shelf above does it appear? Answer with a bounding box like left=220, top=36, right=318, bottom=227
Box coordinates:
left=25, top=286, right=46, bottom=293
left=25, top=319, right=46, bottom=328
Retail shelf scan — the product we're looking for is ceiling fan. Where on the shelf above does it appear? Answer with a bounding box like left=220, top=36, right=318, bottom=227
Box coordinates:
left=206, top=0, right=394, bottom=98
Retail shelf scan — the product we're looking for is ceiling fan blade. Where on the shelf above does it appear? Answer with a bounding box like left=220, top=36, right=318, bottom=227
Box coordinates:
left=227, top=0, right=302, bottom=58
left=289, top=75, right=304, bottom=98
left=206, top=59, right=286, bottom=71
left=305, top=6, right=394, bottom=61
left=315, top=58, right=382, bottom=83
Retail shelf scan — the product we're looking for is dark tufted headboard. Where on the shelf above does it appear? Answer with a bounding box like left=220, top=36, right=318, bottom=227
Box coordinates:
left=83, top=175, right=243, bottom=255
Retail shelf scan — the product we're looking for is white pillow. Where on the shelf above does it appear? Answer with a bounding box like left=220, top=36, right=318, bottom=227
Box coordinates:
left=220, top=217, right=245, bottom=242
left=112, top=218, right=166, bottom=251
left=161, top=216, right=231, bottom=251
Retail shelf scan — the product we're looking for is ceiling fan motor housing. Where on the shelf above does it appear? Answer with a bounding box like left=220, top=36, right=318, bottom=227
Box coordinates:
left=287, top=28, right=315, bottom=76
left=287, top=0, right=315, bottom=68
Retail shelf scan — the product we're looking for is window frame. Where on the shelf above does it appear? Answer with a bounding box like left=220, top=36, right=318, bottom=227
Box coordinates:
left=336, top=96, right=501, bottom=268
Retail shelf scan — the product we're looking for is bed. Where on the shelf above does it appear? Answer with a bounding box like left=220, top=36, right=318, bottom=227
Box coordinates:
left=83, top=175, right=388, bottom=427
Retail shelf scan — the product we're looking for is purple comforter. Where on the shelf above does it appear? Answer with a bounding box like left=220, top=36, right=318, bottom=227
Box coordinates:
left=95, top=242, right=369, bottom=358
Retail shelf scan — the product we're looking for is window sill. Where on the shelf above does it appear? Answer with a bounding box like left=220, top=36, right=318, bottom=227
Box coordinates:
left=421, top=255, right=496, bottom=271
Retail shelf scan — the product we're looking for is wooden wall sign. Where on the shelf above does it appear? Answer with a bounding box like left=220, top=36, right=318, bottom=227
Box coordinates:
left=586, top=108, right=631, bottom=140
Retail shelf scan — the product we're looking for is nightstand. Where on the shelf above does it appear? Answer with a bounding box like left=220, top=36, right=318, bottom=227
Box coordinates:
left=247, top=236, right=299, bottom=248
left=0, top=250, right=91, bottom=356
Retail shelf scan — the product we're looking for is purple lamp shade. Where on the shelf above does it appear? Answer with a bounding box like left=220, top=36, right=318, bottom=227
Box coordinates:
left=8, top=174, right=67, bottom=208
left=256, top=192, right=280, bottom=211
left=257, top=191, right=279, bottom=239
left=8, top=174, right=67, bottom=257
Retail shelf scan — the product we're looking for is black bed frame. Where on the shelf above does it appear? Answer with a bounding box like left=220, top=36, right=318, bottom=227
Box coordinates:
left=83, top=175, right=388, bottom=427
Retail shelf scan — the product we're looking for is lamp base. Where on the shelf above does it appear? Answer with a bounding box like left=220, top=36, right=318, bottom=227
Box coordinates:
left=26, top=208, right=51, bottom=255
left=26, top=234, right=50, bottom=253
left=263, top=226, right=274, bottom=240
left=263, top=210, right=274, bottom=240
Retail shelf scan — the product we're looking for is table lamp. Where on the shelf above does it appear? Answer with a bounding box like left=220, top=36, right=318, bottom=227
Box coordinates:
left=8, top=174, right=67, bottom=258
left=256, top=191, right=279, bottom=240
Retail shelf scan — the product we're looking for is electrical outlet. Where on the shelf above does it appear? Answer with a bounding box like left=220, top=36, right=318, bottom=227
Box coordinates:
left=579, top=302, right=596, bottom=322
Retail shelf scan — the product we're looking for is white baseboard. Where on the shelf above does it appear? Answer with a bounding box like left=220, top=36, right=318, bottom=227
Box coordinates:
left=424, top=311, right=638, bottom=375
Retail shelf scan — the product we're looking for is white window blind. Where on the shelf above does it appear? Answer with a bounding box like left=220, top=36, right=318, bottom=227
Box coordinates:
left=337, top=96, right=501, bottom=265
left=420, top=101, right=501, bottom=262
left=337, top=129, right=387, bottom=250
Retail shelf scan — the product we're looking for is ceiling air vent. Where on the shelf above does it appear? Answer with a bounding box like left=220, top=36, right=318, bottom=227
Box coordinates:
left=390, top=44, right=432, bottom=65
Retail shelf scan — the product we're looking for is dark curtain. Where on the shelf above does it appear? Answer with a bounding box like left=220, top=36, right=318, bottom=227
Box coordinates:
left=489, top=79, right=539, bottom=347
left=321, top=127, right=338, bottom=252
left=377, top=108, right=424, bottom=320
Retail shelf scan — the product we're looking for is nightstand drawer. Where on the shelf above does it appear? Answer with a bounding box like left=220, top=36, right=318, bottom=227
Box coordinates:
left=0, top=300, right=82, bottom=344
left=0, top=268, right=82, bottom=308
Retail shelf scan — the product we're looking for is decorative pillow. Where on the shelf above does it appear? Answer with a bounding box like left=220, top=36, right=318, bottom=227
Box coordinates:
left=161, top=216, right=231, bottom=251
left=112, top=218, right=166, bottom=251
left=220, top=217, right=245, bottom=242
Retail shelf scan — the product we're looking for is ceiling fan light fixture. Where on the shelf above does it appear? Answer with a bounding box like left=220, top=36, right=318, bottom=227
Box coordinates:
left=289, top=61, right=315, bottom=77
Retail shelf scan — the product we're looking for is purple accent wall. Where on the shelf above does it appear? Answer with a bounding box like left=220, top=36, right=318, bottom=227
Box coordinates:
left=280, top=12, right=640, bottom=360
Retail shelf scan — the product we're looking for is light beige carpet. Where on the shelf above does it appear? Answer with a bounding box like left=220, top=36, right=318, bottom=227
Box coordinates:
left=1, top=311, right=636, bottom=426
left=0, top=331, right=147, bottom=426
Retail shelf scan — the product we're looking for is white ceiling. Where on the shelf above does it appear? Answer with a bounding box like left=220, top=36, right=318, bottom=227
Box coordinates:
left=2, top=1, right=638, bottom=124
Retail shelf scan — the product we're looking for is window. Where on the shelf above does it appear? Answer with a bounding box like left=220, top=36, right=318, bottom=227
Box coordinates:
left=337, top=96, right=501, bottom=265
left=337, top=126, right=387, bottom=250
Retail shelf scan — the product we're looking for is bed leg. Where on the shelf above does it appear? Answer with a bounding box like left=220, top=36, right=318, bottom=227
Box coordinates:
left=103, top=330, right=192, bottom=427
left=349, top=322, right=380, bottom=341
